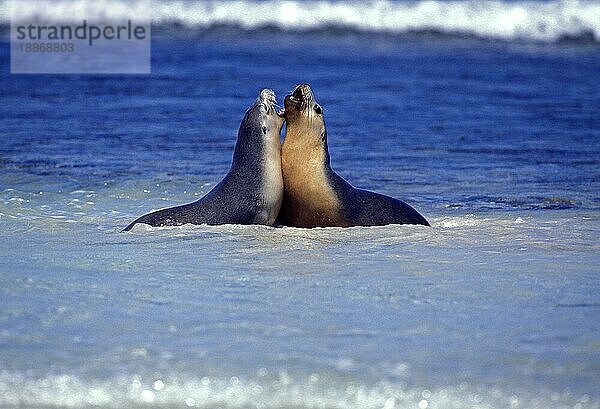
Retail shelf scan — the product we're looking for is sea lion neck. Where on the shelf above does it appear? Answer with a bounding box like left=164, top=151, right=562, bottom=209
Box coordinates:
left=282, top=122, right=330, bottom=171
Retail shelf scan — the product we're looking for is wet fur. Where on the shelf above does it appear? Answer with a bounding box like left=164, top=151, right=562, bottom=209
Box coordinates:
left=280, top=84, right=429, bottom=228
left=124, top=92, right=283, bottom=231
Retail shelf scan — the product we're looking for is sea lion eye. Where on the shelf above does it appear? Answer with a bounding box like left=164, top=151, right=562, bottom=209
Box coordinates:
left=314, top=104, right=322, bottom=114
left=262, top=126, right=267, bottom=134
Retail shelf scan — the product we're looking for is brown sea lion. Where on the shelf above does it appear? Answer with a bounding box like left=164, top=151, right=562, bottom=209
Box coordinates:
left=279, top=84, right=429, bottom=228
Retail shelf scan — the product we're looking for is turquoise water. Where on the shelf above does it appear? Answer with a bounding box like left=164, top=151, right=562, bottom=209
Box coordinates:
left=1, top=1, right=600, bottom=407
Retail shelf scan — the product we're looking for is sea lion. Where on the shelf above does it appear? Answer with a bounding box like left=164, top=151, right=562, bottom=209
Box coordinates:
left=279, top=84, right=429, bottom=228
left=124, top=89, right=284, bottom=231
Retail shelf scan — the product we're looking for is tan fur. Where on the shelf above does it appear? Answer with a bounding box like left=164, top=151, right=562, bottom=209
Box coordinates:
left=281, top=121, right=346, bottom=227
left=278, top=84, right=429, bottom=228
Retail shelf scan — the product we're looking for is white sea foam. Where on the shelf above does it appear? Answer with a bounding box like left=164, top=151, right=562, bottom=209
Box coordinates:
left=4, top=0, right=600, bottom=42
left=0, top=371, right=596, bottom=409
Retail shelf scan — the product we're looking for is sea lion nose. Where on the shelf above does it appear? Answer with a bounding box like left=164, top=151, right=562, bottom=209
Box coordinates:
left=293, top=84, right=307, bottom=98
left=258, top=89, right=276, bottom=108
left=294, top=84, right=314, bottom=103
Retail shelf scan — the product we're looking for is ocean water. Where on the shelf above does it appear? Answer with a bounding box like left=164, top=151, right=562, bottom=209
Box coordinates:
left=1, top=1, right=600, bottom=408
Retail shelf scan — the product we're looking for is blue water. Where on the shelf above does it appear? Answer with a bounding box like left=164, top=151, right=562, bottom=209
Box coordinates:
left=1, top=6, right=600, bottom=409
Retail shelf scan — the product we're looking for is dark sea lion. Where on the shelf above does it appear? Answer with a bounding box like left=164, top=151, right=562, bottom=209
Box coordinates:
left=279, top=84, right=429, bottom=228
left=124, top=89, right=284, bottom=231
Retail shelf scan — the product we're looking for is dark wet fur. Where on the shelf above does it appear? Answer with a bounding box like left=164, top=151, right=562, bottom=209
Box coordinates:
left=329, top=172, right=430, bottom=227
left=124, top=106, right=276, bottom=231
left=322, top=136, right=429, bottom=227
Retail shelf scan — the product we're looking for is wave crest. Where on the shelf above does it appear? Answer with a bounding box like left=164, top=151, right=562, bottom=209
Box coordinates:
left=5, top=0, right=600, bottom=42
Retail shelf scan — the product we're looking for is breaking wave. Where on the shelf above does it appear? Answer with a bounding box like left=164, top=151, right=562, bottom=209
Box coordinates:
left=3, top=0, right=600, bottom=42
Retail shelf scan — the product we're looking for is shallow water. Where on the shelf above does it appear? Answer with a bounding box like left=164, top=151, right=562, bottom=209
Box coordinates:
left=1, top=2, right=600, bottom=407
left=1, top=205, right=599, bottom=408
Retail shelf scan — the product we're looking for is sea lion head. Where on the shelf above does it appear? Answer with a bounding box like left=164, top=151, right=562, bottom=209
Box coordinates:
left=232, top=89, right=285, bottom=172
left=284, top=84, right=327, bottom=150
left=244, top=89, right=285, bottom=139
